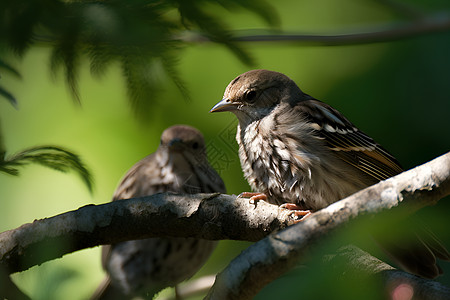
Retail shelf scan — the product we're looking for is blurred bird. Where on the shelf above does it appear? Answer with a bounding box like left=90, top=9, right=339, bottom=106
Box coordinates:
left=91, top=125, right=226, bottom=300
left=210, top=69, right=450, bottom=278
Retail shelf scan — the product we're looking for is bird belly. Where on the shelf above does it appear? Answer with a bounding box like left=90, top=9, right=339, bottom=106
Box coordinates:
left=239, top=123, right=353, bottom=210
left=238, top=125, right=309, bottom=206
left=107, top=238, right=217, bottom=297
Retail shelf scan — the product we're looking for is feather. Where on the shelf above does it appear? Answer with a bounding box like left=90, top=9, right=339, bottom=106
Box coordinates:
left=300, top=100, right=403, bottom=181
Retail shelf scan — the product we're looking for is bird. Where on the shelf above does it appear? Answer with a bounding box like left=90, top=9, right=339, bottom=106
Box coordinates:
left=91, top=125, right=226, bottom=300
left=210, top=69, right=450, bottom=279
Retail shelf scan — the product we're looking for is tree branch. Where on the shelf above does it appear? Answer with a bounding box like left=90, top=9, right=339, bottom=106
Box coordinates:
left=319, top=245, right=450, bottom=300
left=0, top=151, right=449, bottom=299
left=0, top=193, right=296, bottom=274
left=205, top=151, right=450, bottom=299
left=160, top=246, right=450, bottom=300
left=180, top=13, right=450, bottom=46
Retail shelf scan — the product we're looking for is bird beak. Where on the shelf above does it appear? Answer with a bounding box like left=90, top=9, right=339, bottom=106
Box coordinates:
left=168, top=138, right=183, bottom=152
left=209, top=98, right=239, bottom=113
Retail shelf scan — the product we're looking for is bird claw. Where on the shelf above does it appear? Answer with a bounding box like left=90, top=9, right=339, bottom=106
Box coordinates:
left=280, top=203, right=312, bottom=222
left=238, top=192, right=268, bottom=207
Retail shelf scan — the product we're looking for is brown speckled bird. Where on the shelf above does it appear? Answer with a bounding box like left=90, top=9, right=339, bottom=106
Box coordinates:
left=210, top=69, right=449, bottom=278
left=91, top=125, right=226, bottom=300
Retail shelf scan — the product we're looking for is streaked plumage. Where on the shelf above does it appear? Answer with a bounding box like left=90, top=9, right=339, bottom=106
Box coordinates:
left=210, top=69, right=449, bottom=278
left=92, top=125, right=225, bottom=299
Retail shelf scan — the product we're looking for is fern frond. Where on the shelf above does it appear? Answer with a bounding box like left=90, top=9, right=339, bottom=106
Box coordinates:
left=1, top=145, right=93, bottom=192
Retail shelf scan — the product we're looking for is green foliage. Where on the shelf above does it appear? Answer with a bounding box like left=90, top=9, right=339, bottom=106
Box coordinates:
left=0, top=145, right=93, bottom=192
left=0, top=0, right=276, bottom=193
left=0, top=0, right=277, bottom=115
left=0, top=59, right=20, bottom=107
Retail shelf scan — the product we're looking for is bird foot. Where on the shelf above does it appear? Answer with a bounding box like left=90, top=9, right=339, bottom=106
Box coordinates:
left=238, top=192, right=267, bottom=207
left=280, top=203, right=312, bottom=222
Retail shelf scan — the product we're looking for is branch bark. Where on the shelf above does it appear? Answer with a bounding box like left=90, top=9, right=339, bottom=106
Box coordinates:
left=205, top=151, right=450, bottom=299
left=0, top=192, right=296, bottom=274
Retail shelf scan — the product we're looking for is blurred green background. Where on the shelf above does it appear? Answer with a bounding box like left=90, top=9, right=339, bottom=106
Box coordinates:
left=1, top=0, right=450, bottom=299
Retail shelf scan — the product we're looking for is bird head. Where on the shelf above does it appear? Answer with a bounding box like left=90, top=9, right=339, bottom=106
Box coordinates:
left=160, top=125, right=206, bottom=159
left=210, top=69, right=304, bottom=124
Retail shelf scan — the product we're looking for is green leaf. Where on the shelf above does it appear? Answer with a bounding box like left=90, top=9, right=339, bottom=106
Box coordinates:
left=0, top=86, right=18, bottom=108
left=0, top=59, right=20, bottom=107
left=49, top=21, right=82, bottom=105
left=0, top=145, right=93, bottom=193
left=0, top=59, right=22, bottom=78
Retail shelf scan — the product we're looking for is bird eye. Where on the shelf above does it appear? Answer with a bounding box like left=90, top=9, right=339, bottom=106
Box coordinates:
left=192, top=142, right=199, bottom=149
left=245, top=90, right=257, bottom=102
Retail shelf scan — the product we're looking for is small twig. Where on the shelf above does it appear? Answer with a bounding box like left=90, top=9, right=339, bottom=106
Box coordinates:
left=157, top=275, right=216, bottom=300
left=0, top=267, right=30, bottom=300
left=180, top=13, right=450, bottom=46
left=33, top=11, right=450, bottom=48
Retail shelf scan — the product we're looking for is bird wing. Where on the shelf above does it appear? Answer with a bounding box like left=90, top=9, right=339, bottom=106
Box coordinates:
left=101, top=151, right=226, bottom=269
left=299, top=99, right=403, bottom=181
left=101, top=153, right=164, bottom=270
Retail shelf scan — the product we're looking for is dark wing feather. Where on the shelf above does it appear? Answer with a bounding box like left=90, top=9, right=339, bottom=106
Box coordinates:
left=296, top=98, right=448, bottom=279
left=300, top=99, right=403, bottom=181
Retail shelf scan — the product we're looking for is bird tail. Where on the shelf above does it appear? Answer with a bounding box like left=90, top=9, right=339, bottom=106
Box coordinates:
left=374, top=223, right=450, bottom=279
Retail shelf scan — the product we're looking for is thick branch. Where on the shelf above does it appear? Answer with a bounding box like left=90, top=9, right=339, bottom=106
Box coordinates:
left=0, top=193, right=296, bottom=274
left=161, top=246, right=450, bottom=300
left=205, top=151, right=450, bottom=299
